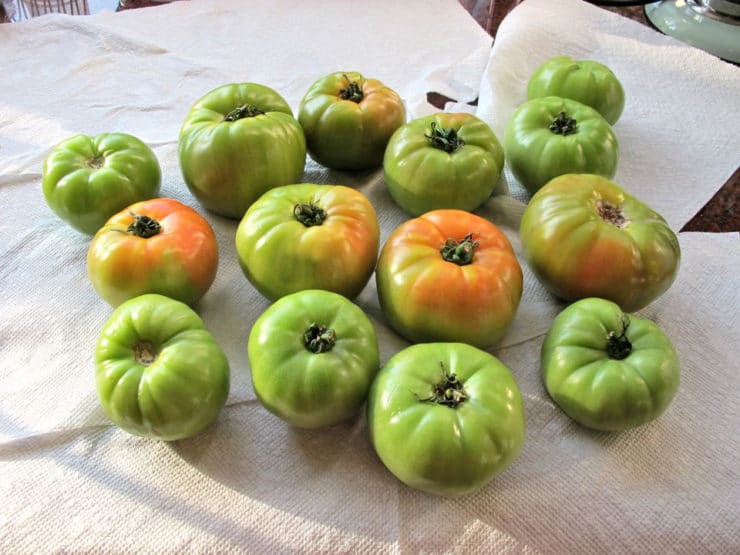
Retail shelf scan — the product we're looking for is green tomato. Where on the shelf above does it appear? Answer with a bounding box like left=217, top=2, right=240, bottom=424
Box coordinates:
left=42, top=132, right=161, bottom=235
left=383, top=112, right=505, bottom=216
left=504, top=96, right=618, bottom=196
left=298, top=71, right=406, bottom=170
left=367, top=342, right=525, bottom=497
left=520, top=174, right=680, bottom=312
left=179, top=83, right=307, bottom=219
left=236, top=184, right=379, bottom=301
left=95, top=294, right=230, bottom=441
left=527, top=56, right=625, bottom=125
left=248, top=289, right=379, bottom=428
left=541, top=298, right=680, bottom=431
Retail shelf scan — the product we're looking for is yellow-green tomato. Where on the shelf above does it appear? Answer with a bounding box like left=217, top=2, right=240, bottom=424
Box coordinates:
left=542, top=298, right=680, bottom=431
left=95, top=294, right=230, bottom=441
left=367, top=342, right=525, bottom=497
left=527, top=56, right=625, bottom=125
left=298, top=71, right=406, bottom=170
left=42, top=132, right=161, bottom=235
left=520, top=174, right=680, bottom=312
left=504, top=96, right=618, bottom=196
left=179, top=83, right=306, bottom=219
left=248, top=290, right=380, bottom=428
left=235, top=184, right=379, bottom=301
left=383, top=113, right=505, bottom=216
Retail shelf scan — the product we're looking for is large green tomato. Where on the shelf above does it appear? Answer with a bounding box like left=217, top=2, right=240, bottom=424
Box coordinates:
left=42, top=132, right=161, bottom=235
left=235, top=184, right=379, bottom=301
left=248, top=289, right=379, bottom=428
left=527, top=56, right=625, bottom=124
left=179, top=83, right=306, bottom=219
left=542, top=298, right=680, bottom=431
left=95, top=294, right=230, bottom=441
left=504, top=96, right=618, bottom=195
left=298, top=71, right=406, bottom=170
left=520, top=174, right=680, bottom=312
left=367, top=342, right=525, bottom=497
left=383, top=112, right=505, bottom=216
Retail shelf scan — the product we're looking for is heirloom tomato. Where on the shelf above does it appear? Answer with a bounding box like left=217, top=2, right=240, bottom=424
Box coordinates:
left=527, top=56, right=625, bottom=124
left=42, top=132, right=161, bottom=235
left=87, top=198, right=218, bottom=307
left=298, top=71, right=406, bottom=170
left=367, top=342, right=525, bottom=497
left=235, top=184, right=379, bottom=301
left=520, top=174, right=680, bottom=312
left=383, top=112, right=505, bottom=216
left=376, top=209, right=522, bottom=349
left=95, top=294, right=230, bottom=441
left=542, top=298, right=680, bottom=431
left=179, top=83, right=306, bottom=218
left=248, top=289, right=379, bottom=428
left=504, top=96, right=618, bottom=195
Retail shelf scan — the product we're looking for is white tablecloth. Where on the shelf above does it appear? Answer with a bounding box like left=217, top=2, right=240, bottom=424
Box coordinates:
left=1, top=0, right=738, bottom=552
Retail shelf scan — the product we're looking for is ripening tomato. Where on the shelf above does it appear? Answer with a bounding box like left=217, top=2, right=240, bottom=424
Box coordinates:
left=375, top=209, right=522, bottom=349
left=87, top=198, right=219, bottom=307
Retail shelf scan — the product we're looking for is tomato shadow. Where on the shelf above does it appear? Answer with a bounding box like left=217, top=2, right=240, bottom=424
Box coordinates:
left=169, top=401, right=400, bottom=543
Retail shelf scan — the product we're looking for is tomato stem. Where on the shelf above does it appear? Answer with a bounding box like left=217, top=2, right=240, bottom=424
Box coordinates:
left=304, top=323, right=336, bottom=353
left=339, top=75, right=364, bottom=103
left=419, top=363, right=468, bottom=408
left=606, top=316, right=632, bottom=360
left=425, top=122, right=465, bottom=153
left=126, top=212, right=161, bottom=238
left=87, top=155, right=105, bottom=169
left=549, top=111, right=578, bottom=135
left=133, top=340, right=157, bottom=366
left=294, top=203, right=326, bottom=227
left=440, top=233, right=478, bottom=265
left=223, top=104, right=265, bottom=121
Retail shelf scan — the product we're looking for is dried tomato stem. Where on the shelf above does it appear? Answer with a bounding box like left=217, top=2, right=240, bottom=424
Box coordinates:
left=606, top=316, right=632, bottom=360
left=440, top=233, right=478, bottom=265
left=127, top=213, right=161, bottom=238
left=549, top=111, right=578, bottom=135
left=419, top=363, right=468, bottom=408
left=294, top=203, right=326, bottom=227
left=224, top=104, right=265, bottom=121
left=425, top=122, right=465, bottom=153
left=304, top=323, right=336, bottom=353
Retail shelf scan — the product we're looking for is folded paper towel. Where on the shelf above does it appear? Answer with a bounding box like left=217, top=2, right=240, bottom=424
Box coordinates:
left=1, top=0, right=738, bottom=552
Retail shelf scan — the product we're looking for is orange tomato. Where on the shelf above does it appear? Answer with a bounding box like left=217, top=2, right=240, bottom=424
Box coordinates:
left=87, top=198, right=218, bottom=307
left=376, top=209, right=523, bottom=348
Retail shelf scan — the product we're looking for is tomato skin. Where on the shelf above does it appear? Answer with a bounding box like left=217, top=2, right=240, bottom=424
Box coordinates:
left=519, top=174, right=680, bottom=312
left=248, top=289, right=379, bottom=428
left=504, top=96, right=618, bottom=196
left=179, top=83, right=306, bottom=219
left=87, top=198, right=219, bottom=307
left=383, top=112, right=505, bottom=216
left=527, top=56, right=625, bottom=124
left=235, top=184, right=379, bottom=301
left=95, top=294, right=230, bottom=441
left=367, top=342, right=525, bottom=497
left=375, top=209, right=522, bottom=349
left=298, top=71, right=406, bottom=170
left=42, top=132, right=161, bottom=235
left=541, top=298, right=680, bottom=431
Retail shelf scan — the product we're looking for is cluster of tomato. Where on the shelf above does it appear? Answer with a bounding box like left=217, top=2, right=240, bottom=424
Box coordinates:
left=41, top=62, right=681, bottom=497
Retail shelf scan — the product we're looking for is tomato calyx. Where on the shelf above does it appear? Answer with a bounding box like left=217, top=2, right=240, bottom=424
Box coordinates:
left=293, top=203, right=327, bottom=227
left=304, top=322, right=336, bottom=353
left=126, top=212, right=162, bottom=238
left=419, top=363, right=468, bottom=408
left=133, top=340, right=157, bottom=366
left=440, top=233, right=478, bottom=265
left=339, top=75, right=364, bottom=103
left=597, top=199, right=630, bottom=228
left=425, top=122, right=465, bottom=153
left=223, top=104, right=265, bottom=121
left=549, top=111, right=578, bottom=135
left=606, top=316, right=632, bottom=360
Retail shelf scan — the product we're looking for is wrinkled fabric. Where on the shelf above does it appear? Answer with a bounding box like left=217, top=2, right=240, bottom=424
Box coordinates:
left=1, top=0, right=738, bottom=552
